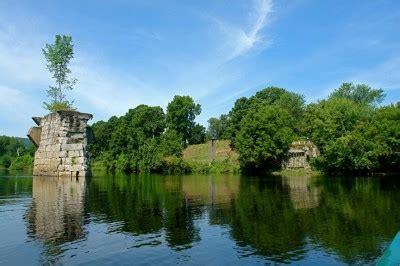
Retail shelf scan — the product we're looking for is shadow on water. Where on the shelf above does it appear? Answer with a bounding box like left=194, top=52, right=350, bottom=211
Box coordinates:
left=2, top=170, right=398, bottom=264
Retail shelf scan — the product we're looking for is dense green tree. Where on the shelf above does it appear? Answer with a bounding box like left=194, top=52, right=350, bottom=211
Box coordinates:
left=370, top=103, right=400, bottom=172
left=227, top=97, right=252, bottom=147
left=251, top=87, right=305, bottom=121
left=166, top=96, right=201, bottom=145
left=42, top=35, right=76, bottom=112
left=160, top=129, right=184, bottom=157
left=89, top=102, right=188, bottom=173
left=304, top=97, right=371, bottom=151
left=329, top=82, right=385, bottom=106
left=207, top=114, right=230, bottom=140
left=187, top=123, right=206, bottom=145
left=128, top=105, right=166, bottom=140
left=0, top=136, right=34, bottom=169
left=236, top=105, right=295, bottom=172
left=227, top=87, right=304, bottom=147
left=303, top=83, right=398, bottom=173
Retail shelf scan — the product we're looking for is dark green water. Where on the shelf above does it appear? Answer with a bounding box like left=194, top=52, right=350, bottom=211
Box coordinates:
left=0, top=171, right=399, bottom=265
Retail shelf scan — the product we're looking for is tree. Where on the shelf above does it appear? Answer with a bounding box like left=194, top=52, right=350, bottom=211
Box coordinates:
left=302, top=87, right=398, bottom=173
left=329, top=83, right=385, bottom=106
left=227, top=97, right=250, bottom=147
left=303, top=97, right=372, bottom=152
left=236, top=105, right=295, bottom=172
left=127, top=105, right=166, bottom=141
left=227, top=87, right=304, bottom=148
left=207, top=114, right=230, bottom=140
left=42, top=35, right=77, bottom=112
left=188, top=123, right=206, bottom=144
left=89, top=102, right=186, bottom=173
left=166, top=95, right=201, bottom=145
left=0, top=136, right=34, bottom=169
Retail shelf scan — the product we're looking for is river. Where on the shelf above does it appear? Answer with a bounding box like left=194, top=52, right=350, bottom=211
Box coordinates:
left=0, top=171, right=399, bottom=265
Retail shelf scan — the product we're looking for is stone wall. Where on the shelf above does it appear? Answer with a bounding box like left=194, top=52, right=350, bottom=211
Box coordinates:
left=28, top=111, right=92, bottom=178
left=283, top=140, right=319, bottom=170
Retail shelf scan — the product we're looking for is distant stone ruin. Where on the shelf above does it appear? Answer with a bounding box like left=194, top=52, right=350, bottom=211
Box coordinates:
left=27, top=111, right=93, bottom=178
left=283, top=140, right=319, bottom=170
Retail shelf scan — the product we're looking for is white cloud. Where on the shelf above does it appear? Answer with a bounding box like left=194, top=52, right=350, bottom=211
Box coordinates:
left=215, top=0, right=273, bottom=61
left=71, top=58, right=168, bottom=120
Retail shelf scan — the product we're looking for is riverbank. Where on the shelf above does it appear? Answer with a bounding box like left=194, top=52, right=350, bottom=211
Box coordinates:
left=90, top=140, right=240, bottom=174
left=182, top=140, right=240, bottom=173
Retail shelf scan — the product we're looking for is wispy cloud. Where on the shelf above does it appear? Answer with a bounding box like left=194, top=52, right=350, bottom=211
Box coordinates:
left=215, top=0, right=273, bottom=61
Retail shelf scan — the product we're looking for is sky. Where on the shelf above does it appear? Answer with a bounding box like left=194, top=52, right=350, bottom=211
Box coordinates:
left=0, top=0, right=399, bottom=137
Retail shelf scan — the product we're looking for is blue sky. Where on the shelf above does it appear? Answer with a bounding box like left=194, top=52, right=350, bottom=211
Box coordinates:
left=0, top=0, right=399, bottom=137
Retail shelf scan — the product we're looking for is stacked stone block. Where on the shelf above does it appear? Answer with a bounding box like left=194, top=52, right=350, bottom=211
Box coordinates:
left=29, top=111, right=92, bottom=178
left=283, top=140, right=320, bottom=170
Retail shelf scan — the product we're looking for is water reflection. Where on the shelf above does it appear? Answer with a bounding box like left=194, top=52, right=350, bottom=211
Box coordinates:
left=25, top=176, right=86, bottom=257
left=7, top=173, right=400, bottom=264
left=88, top=174, right=239, bottom=250
left=282, top=175, right=320, bottom=209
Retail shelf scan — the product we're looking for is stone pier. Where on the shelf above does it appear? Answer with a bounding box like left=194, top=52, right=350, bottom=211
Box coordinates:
left=27, top=111, right=93, bottom=178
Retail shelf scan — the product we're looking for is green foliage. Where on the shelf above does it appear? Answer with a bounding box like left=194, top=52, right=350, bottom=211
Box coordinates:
left=236, top=105, right=295, bottom=172
left=223, top=87, right=303, bottom=171
left=304, top=97, right=371, bottom=150
left=187, top=124, right=206, bottom=144
left=0, top=136, right=34, bottom=169
left=160, top=129, right=184, bottom=157
left=0, top=155, right=11, bottom=169
left=227, top=87, right=305, bottom=147
left=166, top=95, right=201, bottom=145
left=88, top=83, right=397, bottom=175
left=9, top=154, right=33, bottom=170
left=207, top=114, right=230, bottom=140
left=89, top=103, right=186, bottom=173
left=42, top=35, right=76, bottom=112
left=227, top=97, right=251, bottom=147
left=329, top=82, right=385, bottom=106
left=304, top=83, right=399, bottom=174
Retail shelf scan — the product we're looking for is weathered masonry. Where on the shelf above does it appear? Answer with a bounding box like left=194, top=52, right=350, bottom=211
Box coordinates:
left=283, top=140, right=319, bottom=170
left=27, top=111, right=93, bottom=178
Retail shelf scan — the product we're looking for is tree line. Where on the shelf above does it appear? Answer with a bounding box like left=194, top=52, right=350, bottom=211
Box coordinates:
left=0, top=136, right=34, bottom=170
left=88, top=82, right=399, bottom=174
left=89, top=95, right=206, bottom=172
left=208, top=83, right=399, bottom=174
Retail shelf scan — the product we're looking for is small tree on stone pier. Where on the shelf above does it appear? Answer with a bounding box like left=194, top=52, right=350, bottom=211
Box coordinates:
left=42, top=35, right=77, bottom=112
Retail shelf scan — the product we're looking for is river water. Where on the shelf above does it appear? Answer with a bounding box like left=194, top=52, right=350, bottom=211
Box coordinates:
left=0, top=171, right=399, bottom=265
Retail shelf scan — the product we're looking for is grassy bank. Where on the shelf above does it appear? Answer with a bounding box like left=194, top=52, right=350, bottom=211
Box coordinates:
left=182, top=140, right=240, bottom=173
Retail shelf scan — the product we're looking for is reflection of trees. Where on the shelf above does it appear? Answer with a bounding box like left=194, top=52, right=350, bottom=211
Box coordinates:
left=88, top=173, right=164, bottom=234
left=0, top=176, right=32, bottom=204
left=25, top=176, right=87, bottom=258
left=224, top=175, right=400, bottom=264
left=41, top=172, right=400, bottom=264
left=88, top=174, right=202, bottom=249
left=303, top=176, right=400, bottom=264
left=87, top=174, right=240, bottom=250
left=163, top=189, right=201, bottom=249
left=225, top=177, right=307, bottom=263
